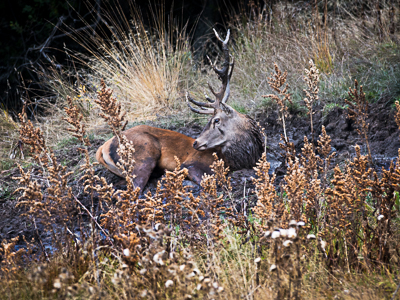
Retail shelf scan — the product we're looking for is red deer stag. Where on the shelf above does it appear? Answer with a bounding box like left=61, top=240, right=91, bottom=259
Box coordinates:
left=96, top=29, right=263, bottom=191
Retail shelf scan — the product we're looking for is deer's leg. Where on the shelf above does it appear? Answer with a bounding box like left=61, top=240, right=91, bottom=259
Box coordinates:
left=183, top=162, right=212, bottom=185
left=128, top=134, right=161, bottom=192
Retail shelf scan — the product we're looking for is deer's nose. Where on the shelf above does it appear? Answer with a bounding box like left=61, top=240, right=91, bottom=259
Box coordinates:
left=193, top=141, right=197, bottom=148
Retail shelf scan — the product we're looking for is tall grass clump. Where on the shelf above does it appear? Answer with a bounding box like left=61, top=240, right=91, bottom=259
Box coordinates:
left=40, top=1, right=194, bottom=125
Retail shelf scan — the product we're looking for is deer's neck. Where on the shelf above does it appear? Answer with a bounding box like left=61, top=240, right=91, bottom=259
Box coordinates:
left=221, top=117, right=264, bottom=170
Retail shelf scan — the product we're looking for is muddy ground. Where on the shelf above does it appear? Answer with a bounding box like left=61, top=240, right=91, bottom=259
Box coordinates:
left=1, top=98, right=399, bottom=244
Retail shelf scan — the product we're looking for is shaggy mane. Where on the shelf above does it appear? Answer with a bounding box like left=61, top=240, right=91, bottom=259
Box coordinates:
left=221, top=117, right=264, bottom=170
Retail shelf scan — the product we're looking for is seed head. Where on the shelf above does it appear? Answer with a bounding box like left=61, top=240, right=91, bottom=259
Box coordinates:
left=288, top=227, right=297, bottom=239
left=283, top=240, right=293, bottom=247
left=279, top=229, right=288, bottom=237
left=53, top=278, right=61, bottom=289
left=307, top=234, right=316, bottom=240
left=271, top=231, right=281, bottom=239
left=165, top=280, right=174, bottom=288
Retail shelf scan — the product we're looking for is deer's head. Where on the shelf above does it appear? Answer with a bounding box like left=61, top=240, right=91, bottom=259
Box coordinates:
left=187, top=29, right=245, bottom=152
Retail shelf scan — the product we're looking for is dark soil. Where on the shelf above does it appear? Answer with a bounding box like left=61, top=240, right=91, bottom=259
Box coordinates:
left=1, top=99, right=399, bottom=245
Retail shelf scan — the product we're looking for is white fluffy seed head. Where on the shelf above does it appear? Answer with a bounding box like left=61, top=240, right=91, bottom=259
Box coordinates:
left=254, top=257, right=261, bottom=263
left=139, top=268, right=147, bottom=275
left=271, top=231, right=280, bottom=239
left=53, top=279, right=61, bottom=289
left=283, top=240, right=293, bottom=247
left=288, top=227, right=297, bottom=239
left=165, top=280, right=174, bottom=288
left=269, top=264, right=277, bottom=272
left=377, top=215, right=384, bottom=221
left=307, top=234, right=316, bottom=240
left=279, top=229, right=288, bottom=237
left=140, top=290, right=147, bottom=297
left=123, top=248, right=130, bottom=257
left=153, top=251, right=165, bottom=265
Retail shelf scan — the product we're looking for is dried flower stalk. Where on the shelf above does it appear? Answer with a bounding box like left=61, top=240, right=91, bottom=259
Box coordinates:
left=345, top=79, right=372, bottom=164
left=264, top=63, right=292, bottom=143
left=303, top=59, right=320, bottom=151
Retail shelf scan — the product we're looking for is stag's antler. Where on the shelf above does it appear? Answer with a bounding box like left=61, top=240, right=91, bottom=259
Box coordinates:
left=187, top=29, right=235, bottom=115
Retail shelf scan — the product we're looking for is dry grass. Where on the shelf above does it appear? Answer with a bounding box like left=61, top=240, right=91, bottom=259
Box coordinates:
left=0, top=109, right=20, bottom=171
left=227, top=1, right=400, bottom=115
left=40, top=2, right=194, bottom=123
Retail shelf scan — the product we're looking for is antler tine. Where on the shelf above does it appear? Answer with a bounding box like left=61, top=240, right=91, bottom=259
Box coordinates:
left=213, top=28, right=230, bottom=45
left=186, top=92, right=214, bottom=108
left=186, top=93, right=215, bottom=115
left=205, top=28, right=231, bottom=105
left=187, top=103, right=214, bottom=114
left=207, top=82, right=218, bottom=97
left=221, top=57, right=234, bottom=104
left=204, top=93, right=215, bottom=103
left=211, top=29, right=230, bottom=78
left=221, top=80, right=230, bottom=104
left=229, top=57, right=235, bottom=80
left=187, top=28, right=233, bottom=113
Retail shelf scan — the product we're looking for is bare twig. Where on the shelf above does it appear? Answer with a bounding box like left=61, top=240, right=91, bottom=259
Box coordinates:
left=391, top=281, right=400, bottom=300
left=73, top=195, right=113, bottom=246
left=33, top=219, right=49, bottom=262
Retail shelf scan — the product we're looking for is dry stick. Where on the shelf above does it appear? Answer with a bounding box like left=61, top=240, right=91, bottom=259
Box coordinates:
left=294, top=239, right=301, bottom=300
left=391, top=281, right=400, bottom=300
left=33, top=219, right=49, bottom=262
left=390, top=4, right=396, bottom=35
left=282, top=113, right=288, bottom=144
left=274, top=240, right=280, bottom=300
left=73, top=195, right=114, bottom=246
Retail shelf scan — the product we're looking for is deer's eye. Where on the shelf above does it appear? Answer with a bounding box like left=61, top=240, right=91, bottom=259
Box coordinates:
left=214, top=118, right=220, bottom=125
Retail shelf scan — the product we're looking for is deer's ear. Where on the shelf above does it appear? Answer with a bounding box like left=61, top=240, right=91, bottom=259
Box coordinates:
left=221, top=103, right=233, bottom=115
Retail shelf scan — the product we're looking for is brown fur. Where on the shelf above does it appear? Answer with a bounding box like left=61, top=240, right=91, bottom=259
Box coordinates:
left=96, top=125, right=218, bottom=190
